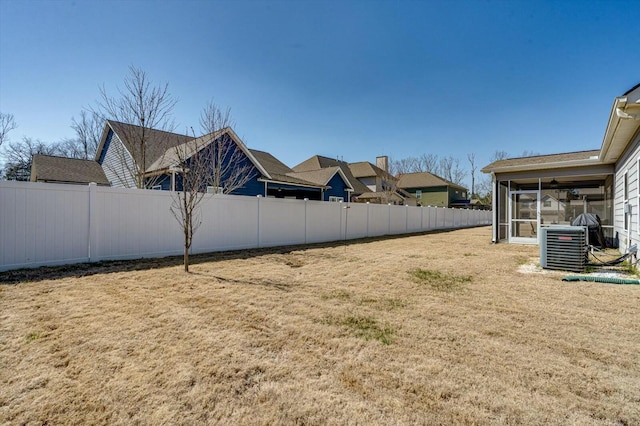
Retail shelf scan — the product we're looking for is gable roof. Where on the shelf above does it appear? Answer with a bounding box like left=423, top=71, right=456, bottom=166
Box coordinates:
left=397, top=172, right=467, bottom=192
left=31, top=154, right=110, bottom=185
left=293, top=155, right=337, bottom=171
left=145, top=127, right=272, bottom=178
left=287, top=166, right=354, bottom=190
left=97, top=120, right=194, bottom=167
left=250, top=149, right=324, bottom=187
left=348, top=161, right=395, bottom=181
left=293, top=155, right=369, bottom=194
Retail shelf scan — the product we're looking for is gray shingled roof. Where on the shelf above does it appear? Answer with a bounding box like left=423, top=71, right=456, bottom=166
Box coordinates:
left=397, top=172, right=468, bottom=192
left=107, top=120, right=194, bottom=167
left=146, top=128, right=227, bottom=172
left=293, top=155, right=369, bottom=195
left=287, top=166, right=353, bottom=189
left=481, top=150, right=601, bottom=173
left=348, top=161, right=393, bottom=179
left=31, top=154, right=110, bottom=185
left=250, top=149, right=323, bottom=186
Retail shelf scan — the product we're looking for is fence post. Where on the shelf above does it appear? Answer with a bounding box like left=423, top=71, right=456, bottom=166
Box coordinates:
left=304, top=198, right=308, bottom=244
left=256, top=195, right=262, bottom=248
left=405, top=204, right=409, bottom=233
left=388, top=203, right=391, bottom=235
left=366, top=202, right=370, bottom=237
left=434, top=206, right=438, bottom=229
left=88, top=182, right=97, bottom=262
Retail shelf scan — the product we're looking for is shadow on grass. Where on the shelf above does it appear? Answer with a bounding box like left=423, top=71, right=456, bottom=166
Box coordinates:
left=0, top=227, right=475, bottom=285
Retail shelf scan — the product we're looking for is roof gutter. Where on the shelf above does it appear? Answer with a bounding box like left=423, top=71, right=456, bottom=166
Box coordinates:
left=258, top=178, right=328, bottom=189
left=483, top=157, right=603, bottom=174
left=600, top=95, right=640, bottom=162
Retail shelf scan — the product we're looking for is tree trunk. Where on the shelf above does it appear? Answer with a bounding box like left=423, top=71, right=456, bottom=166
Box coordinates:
left=184, top=245, right=189, bottom=273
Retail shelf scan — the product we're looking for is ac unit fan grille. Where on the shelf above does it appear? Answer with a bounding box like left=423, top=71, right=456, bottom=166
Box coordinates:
left=540, top=227, right=587, bottom=272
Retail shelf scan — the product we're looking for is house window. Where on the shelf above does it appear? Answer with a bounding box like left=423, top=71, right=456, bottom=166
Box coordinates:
left=462, top=192, right=467, bottom=199
left=415, top=190, right=422, bottom=199
left=329, top=196, right=343, bottom=202
left=543, top=200, right=551, bottom=207
left=207, top=186, right=224, bottom=194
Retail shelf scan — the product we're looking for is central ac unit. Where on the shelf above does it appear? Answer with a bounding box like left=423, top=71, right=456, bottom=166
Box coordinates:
left=540, top=226, right=588, bottom=272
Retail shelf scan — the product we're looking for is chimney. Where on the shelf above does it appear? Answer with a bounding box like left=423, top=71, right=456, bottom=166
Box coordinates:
left=376, top=155, right=388, bottom=172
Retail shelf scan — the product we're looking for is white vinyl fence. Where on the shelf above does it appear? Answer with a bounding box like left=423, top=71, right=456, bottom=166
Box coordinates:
left=0, top=181, right=492, bottom=271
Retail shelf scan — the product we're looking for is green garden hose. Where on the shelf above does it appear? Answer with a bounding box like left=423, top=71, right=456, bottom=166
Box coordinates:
left=562, top=276, right=640, bottom=285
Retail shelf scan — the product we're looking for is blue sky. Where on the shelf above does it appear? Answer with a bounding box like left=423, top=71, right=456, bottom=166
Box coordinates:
left=1, top=0, right=639, bottom=189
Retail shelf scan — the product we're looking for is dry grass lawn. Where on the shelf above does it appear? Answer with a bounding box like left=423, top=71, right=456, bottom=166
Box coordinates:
left=1, top=226, right=639, bottom=425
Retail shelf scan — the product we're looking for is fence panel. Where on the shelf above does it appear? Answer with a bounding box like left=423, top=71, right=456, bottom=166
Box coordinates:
left=1, top=182, right=90, bottom=270
left=367, top=203, right=390, bottom=236
left=259, top=197, right=306, bottom=247
left=93, top=186, right=182, bottom=261
left=195, top=194, right=259, bottom=252
left=407, top=206, right=423, bottom=233
left=306, top=200, right=342, bottom=244
left=389, top=205, right=408, bottom=234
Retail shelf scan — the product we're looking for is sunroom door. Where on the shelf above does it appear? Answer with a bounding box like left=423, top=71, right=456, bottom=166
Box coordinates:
left=509, top=190, right=539, bottom=244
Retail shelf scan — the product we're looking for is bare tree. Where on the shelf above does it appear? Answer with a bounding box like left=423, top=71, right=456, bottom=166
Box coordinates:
left=95, top=65, right=177, bottom=188
left=419, top=153, right=439, bottom=173
left=438, top=155, right=466, bottom=185
left=491, top=150, right=509, bottom=162
left=170, top=101, right=256, bottom=272
left=2, top=137, right=60, bottom=181
left=391, top=156, right=420, bottom=175
left=56, top=138, right=87, bottom=159
left=521, top=150, right=540, bottom=158
left=70, top=110, right=103, bottom=160
left=0, top=113, right=17, bottom=148
left=467, top=152, right=477, bottom=197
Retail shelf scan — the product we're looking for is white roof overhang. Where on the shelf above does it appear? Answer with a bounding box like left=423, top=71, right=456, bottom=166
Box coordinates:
left=600, top=89, right=640, bottom=163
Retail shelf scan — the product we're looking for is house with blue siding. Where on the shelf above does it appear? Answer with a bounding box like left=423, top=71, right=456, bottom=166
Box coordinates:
left=34, top=120, right=354, bottom=201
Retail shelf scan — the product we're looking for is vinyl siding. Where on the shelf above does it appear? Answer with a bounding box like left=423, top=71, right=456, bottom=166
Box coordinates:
left=323, top=172, right=350, bottom=201
left=613, top=131, right=640, bottom=252
left=449, top=187, right=467, bottom=204
left=98, top=129, right=137, bottom=188
left=406, top=186, right=448, bottom=206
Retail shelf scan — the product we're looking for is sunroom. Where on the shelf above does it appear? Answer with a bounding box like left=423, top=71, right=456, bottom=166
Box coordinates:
left=483, top=151, right=614, bottom=245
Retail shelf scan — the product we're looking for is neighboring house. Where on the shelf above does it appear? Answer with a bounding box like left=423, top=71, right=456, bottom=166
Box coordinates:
left=30, top=154, right=110, bottom=186
left=293, top=155, right=370, bottom=201
left=349, top=157, right=395, bottom=193
left=33, top=120, right=353, bottom=201
left=96, top=120, right=194, bottom=188
left=539, top=194, right=567, bottom=224
left=293, top=154, right=416, bottom=205
left=348, top=156, right=417, bottom=205
left=397, top=171, right=469, bottom=208
left=482, top=83, right=640, bottom=251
